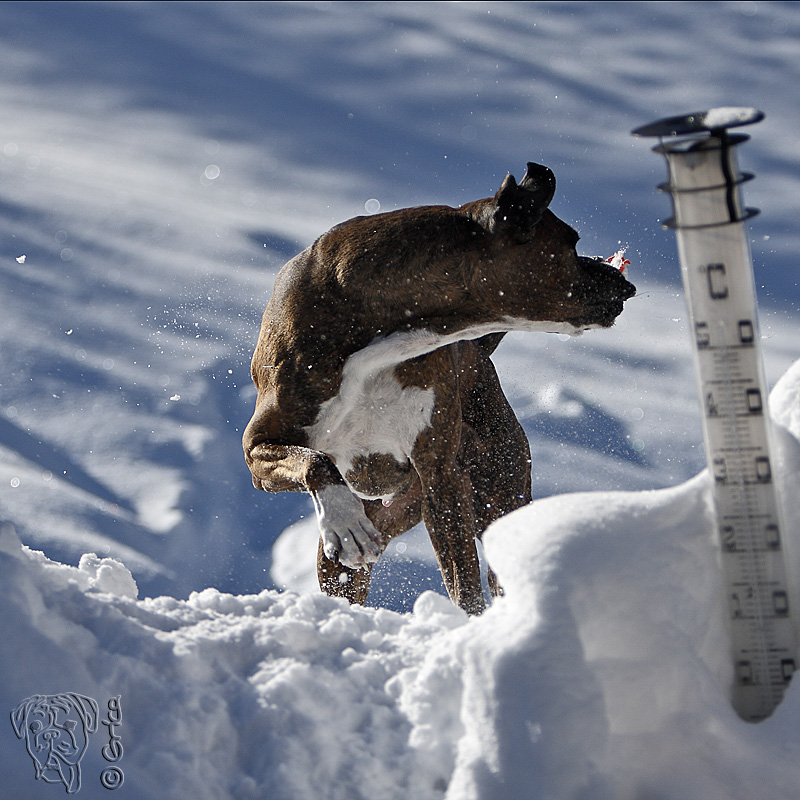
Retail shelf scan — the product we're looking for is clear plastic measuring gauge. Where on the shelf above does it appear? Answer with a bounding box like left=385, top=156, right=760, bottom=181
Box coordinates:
left=634, top=108, right=797, bottom=722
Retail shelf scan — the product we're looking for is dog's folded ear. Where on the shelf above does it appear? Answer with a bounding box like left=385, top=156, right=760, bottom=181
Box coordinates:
left=483, top=162, right=556, bottom=242
left=518, top=162, right=557, bottom=205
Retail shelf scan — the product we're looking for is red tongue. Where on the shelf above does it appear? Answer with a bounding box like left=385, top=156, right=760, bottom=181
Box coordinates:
left=605, top=253, right=631, bottom=275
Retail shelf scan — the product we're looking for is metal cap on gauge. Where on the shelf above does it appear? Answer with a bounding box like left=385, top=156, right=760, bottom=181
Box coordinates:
left=632, top=108, right=764, bottom=229
left=632, top=107, right=764, bottom=138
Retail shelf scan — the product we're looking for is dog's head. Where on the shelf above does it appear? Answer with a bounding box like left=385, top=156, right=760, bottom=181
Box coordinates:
left=10, top=693, right=99, bottom=794
left=460, top=162, right=636, bottom=331
left=305, top=162, right=635, bottom=338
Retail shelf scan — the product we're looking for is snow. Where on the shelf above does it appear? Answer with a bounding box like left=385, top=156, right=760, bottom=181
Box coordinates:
left=1, top=2, right=800, bottom=798
left=2, top=369, right=800, bottom=799
left=703, top=106, right=763, bottom=130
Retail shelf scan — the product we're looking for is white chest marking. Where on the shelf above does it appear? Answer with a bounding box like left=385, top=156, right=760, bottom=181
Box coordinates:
left=304, top=317, right=592, bottom=495
left=305, top=366, right=435, bottom=494
left=344, top=316, right=592, bottom=372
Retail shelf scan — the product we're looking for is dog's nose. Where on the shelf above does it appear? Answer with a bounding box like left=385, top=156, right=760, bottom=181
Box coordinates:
left=576, top=256, right=636, bottom=301
left=618, top=274, right=636, bottom=300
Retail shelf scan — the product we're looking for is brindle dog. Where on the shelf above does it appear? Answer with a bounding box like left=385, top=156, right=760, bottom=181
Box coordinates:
left=243, top=163, right=635, bottom=614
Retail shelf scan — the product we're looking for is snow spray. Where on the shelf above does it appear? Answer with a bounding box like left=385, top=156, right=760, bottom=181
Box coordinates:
left=634, top=108, right=798, bottom=722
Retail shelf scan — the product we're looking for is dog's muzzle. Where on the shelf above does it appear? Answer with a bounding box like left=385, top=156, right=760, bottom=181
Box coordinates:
left=573, top=257, right=636, bottom=327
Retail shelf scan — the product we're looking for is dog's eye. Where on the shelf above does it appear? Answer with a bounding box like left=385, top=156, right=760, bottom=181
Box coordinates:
left=29, top=721, right=42, bottom=733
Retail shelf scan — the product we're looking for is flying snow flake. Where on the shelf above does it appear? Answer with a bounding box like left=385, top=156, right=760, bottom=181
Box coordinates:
left=15, top=255, right=26, bottom=264
left=170, top=394, right=181, bottom=401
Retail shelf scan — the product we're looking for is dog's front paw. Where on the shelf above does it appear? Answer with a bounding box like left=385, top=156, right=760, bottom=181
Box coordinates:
left=312, top=484, right=382, bottom=569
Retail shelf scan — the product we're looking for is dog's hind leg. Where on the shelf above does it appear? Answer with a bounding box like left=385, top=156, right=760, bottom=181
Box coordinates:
left=317, top=539, right=374, bottom=604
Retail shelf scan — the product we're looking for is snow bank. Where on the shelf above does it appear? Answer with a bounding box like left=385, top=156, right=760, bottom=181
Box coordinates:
left=448, top=360, right=800, bottom=799
left=0, top=521, right=465, bottom=799
left=3, top=361, right=800, bottom=799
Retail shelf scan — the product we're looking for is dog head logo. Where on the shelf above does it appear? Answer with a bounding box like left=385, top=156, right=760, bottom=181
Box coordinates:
left=10, top=693, right=99, bottom=794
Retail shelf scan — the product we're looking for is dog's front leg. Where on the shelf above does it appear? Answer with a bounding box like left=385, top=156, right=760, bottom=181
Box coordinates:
left=403, top=351, right=485, bottom=614
left=419, top=467, right=485, bottom=615
left=311, top=483, right=383, bottom=569
left=415, top=444, right=486, bottom=614
left=315, top=478, right=424, bottom=604
left=245, top=441, right=382, bottom=569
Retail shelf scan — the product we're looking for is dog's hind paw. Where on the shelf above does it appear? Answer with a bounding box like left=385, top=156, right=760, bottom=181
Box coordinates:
left=312, top=484, right=382, bottom=569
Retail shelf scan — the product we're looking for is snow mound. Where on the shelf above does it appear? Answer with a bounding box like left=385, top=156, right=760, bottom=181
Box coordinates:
left=772, top=357, right=800, bottom=440
left=4, top=535, right=140, bottom=600
left=2, top=361, right=800, bottom=799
